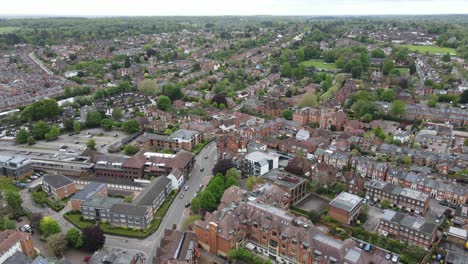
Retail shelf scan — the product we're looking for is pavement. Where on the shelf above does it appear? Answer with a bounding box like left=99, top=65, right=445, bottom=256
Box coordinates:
left=362, top=204, right=384, bottom=232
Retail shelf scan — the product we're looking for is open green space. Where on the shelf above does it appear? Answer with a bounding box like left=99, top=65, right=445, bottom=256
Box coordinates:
left=64, top=191, right=176, bottom=238
left=0, top=27, right=21, bottom=34
left=300, top=59, right=337, bottom=69
left=400, top=44, right=457, bottom=55
left=0, top=177, right=20, bottom=193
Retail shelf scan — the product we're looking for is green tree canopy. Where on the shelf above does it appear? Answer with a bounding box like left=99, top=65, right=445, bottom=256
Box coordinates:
left=85, top=111, right=102, bottom=128
left=380, top=89, right=397, bottom=102
left=138, top=79, right=161, bottom=95
left=5, top=191, right=22, bottom=217
left=32, top=121, right=51, bottom=140
left=122, top=119, right=140, bottom=133
left=123, top=144, right=140, bottom=155
left=111, top=108, right=123, bottom=121
left=45, top=125, right=61, bottom=141
left=16, top=129, right=29, bottom=144
left=157, top=95, right=171, bottom=111
left=390, top=100, right=407, bottom=119
left=40, top=216, right=61, bottom=237
left=100, top=118, right=113, bottom=131
left=66, top=228, right=83, bottom=248
left=299, top=93, right=319, bottom=107
left=86, top=139, right=96, bottom=150
left=282, top=109, right=293, bottom=120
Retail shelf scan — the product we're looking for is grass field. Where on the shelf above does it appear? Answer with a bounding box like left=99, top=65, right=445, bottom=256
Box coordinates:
left=400, top=44, right=457, bottom=55
left=301, top=59, right=337, bottom=69
left=0, top=27, right=21, bottom=34
left=0, top=177, right=20, bottom=193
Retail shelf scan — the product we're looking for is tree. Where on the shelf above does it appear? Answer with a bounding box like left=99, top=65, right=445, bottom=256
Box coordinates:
left=199, top=191, right=217, bottom=212
left=211, top=93, right=228, bottom=106
left=86, top=139, right=96, bottom=150
left=219, top=103, right=225, bottom=110
left=371, top=48, right=385, bottom=58
left=390, top=100, right=407, bottom=119
left=138, top=79, right=161, bottom=95
left=5, top=191, right=22, bottom=216
left=27, top=136, right=36, bottom=146
left=122, top=119, right=140, bottom=133
left=66, top=228, right=83, bottom=248
left=281, top=62, right=292, bottom=77
left=382, top=59, right=395, bottom=75
left=442, top=53, right=451, bottom=62
left=282, top=109, right=293, bottom=120
left=157, top=95, right=171, bottom=111
left=182, top=215, right=201, bottom=231
left=32, top=121, right=51, bottom=140
left=409, top=60, right=417, bottom=75
left=246, top=176, right=263, bottom=191
left=39, top=216, right=61, bottom=237
left=381, top=199, right=391, bottom=209
left=334, top=183, right=345, bottom=194
left=459, top=90, right=468, bottom=104
left=111, top=108, right=123, bottom=121
left=82, top=225, right=105, bottom=252
left=16, top=129, right=29, bottom=144
left=163, top=84, right=183, bottom=101
left=225, top=168, right=241, bottom=182
left=299, top=93, right=319, bottom=107
left=380, top=89, right=396, bottom=102
left=73, top=121, right=81, bottom=133
left=124, top=144, right=140, bottom=155
left=85, top=111, right=102, bottom=128
left=212, top=159, right=235, bottom=175
left=47, top=234, right=67, bottom=256
left=0, top=216, right=16, bottom=231
left=31, top=191, right=48, bottom=206
left=124, top=56, right=131, bottom=68
left=45, top=125, right=60, bottom=141
left=100, top=118, right=113, bottom=131
left=190, top=197, right=201, bottom=214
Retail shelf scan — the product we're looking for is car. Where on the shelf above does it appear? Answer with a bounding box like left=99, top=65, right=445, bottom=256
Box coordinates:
left=204, top=155, right=208, bottom=159
left=435, top=218, right=440, bottom=223
left=391, top=254, right=399, bottom=263
left=83, top=256, right=91, bottom=262
left=114, top=134, right=118, bottom=137
left=16, top=183, right=26, bottom=188
left=185, top=202, right=191, bottom=208
left=179, top=194, right=184, bottom=199
left=101, top=144, right=106, bottom=147
left=200, top=167, right=204, bottom=172
left=19, top=225, right=32, bottom=233
left=184, top=186, right=189, bottom=191
left=199, top=184, right=204, bottom=190
left=364, top=244, right=372, bottom=252
left=31, top=175, right=38, bottom=179
left=25, top=179, right=31, bottom=183
left=74, top=141, right=80, bottom=144
left=358, top=243, right=364, bottom=249
left=15, top=216, right=22, bottom=222
left=385, top=253, right=391, bottom=260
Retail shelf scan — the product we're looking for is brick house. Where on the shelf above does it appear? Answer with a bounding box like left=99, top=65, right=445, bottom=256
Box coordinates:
left=0, top=230, right=35, bottom=262
left=42, top=174, right=76, bottom=199
left=328, top=192, right=364, bottom=225
left=153, top=229, right=200, bottom=264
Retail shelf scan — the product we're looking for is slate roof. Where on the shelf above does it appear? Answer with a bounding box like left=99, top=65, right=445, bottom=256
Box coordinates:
left=133, top=177, right=171, bottom=207
left=3, top=251, right=29, bottom=264
left=72, top=182, right=106, bottom=201
left=110, top=203, right=148, bottom=216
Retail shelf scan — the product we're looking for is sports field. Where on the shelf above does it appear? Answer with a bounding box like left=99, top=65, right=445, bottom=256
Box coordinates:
left=301, top=59, right=337, bottom=69
left=400, top=44, right=457, bottom=55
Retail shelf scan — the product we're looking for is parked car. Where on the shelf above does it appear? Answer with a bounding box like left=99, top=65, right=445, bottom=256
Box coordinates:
left=200, top=167, right=204, bottom=172
left=19, top=225, right=32, bottom=233
left=385, top=253, right=391, bottom=260
left=15, top=217, right=22, bottom=222
left=364, top=244, right=372, bottom=252
left=184, top=186, right=189, bottom=191
left=25, top=179, right=31, bottom=183
left=204, top=155, right=208, bottom=159
left=185, top=202, right=191, bottom=208
left=83, top=256, right=91, bottom=263
left=31, top=175, right=38, bottom=180
left=391, top=254, right=399, bottom=263
left=178, top=194, right=184, bottom=199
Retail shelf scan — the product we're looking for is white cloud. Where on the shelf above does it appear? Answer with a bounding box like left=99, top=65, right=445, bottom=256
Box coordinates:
left=1, top=0, right=467, bottom=16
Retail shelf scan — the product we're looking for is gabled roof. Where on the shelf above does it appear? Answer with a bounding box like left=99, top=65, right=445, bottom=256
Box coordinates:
left=72, top=182, right=106, bottom=201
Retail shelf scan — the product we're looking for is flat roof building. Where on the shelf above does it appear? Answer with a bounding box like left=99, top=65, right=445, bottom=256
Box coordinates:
left=328, top=192, right=363, bottom=225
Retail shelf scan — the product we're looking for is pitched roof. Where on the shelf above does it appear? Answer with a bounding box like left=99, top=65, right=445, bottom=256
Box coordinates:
left=110, top=203, right=148, bottom=216
left=0, top=230, right=30, bottom=256
left=72, top=182, right=106, bottom=201
left=133, top=177, right=171, bottom=207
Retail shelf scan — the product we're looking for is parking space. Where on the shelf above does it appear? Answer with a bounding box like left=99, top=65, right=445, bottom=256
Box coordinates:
left=362, top=205, right=385, bottom=232
left=295, top=194, right=329, bottom=214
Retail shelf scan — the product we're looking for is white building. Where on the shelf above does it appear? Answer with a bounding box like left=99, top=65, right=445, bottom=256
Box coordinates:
left=393, top=129, right=410, bottom=143
left=242, top=151, right=279, bottom=176
left=166, top=168, right=184, bottom=190
left=296, top=128, right=310, bottom=141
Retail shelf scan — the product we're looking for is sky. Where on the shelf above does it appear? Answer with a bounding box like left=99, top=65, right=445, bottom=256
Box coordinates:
left=1, top=0, right=468, bottom=17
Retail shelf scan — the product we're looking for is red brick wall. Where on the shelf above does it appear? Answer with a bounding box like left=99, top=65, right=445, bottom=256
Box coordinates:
left=328, top=206, right=350, bottom=225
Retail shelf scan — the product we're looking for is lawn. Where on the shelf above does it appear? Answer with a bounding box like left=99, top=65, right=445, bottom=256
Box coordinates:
left=400, top=44, right=457, bottom=55
left=0, top=27, right=21, bottom=34
left=0, top=177, right=21, bottom=193
left=300, top=59, right=337, bottom=69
